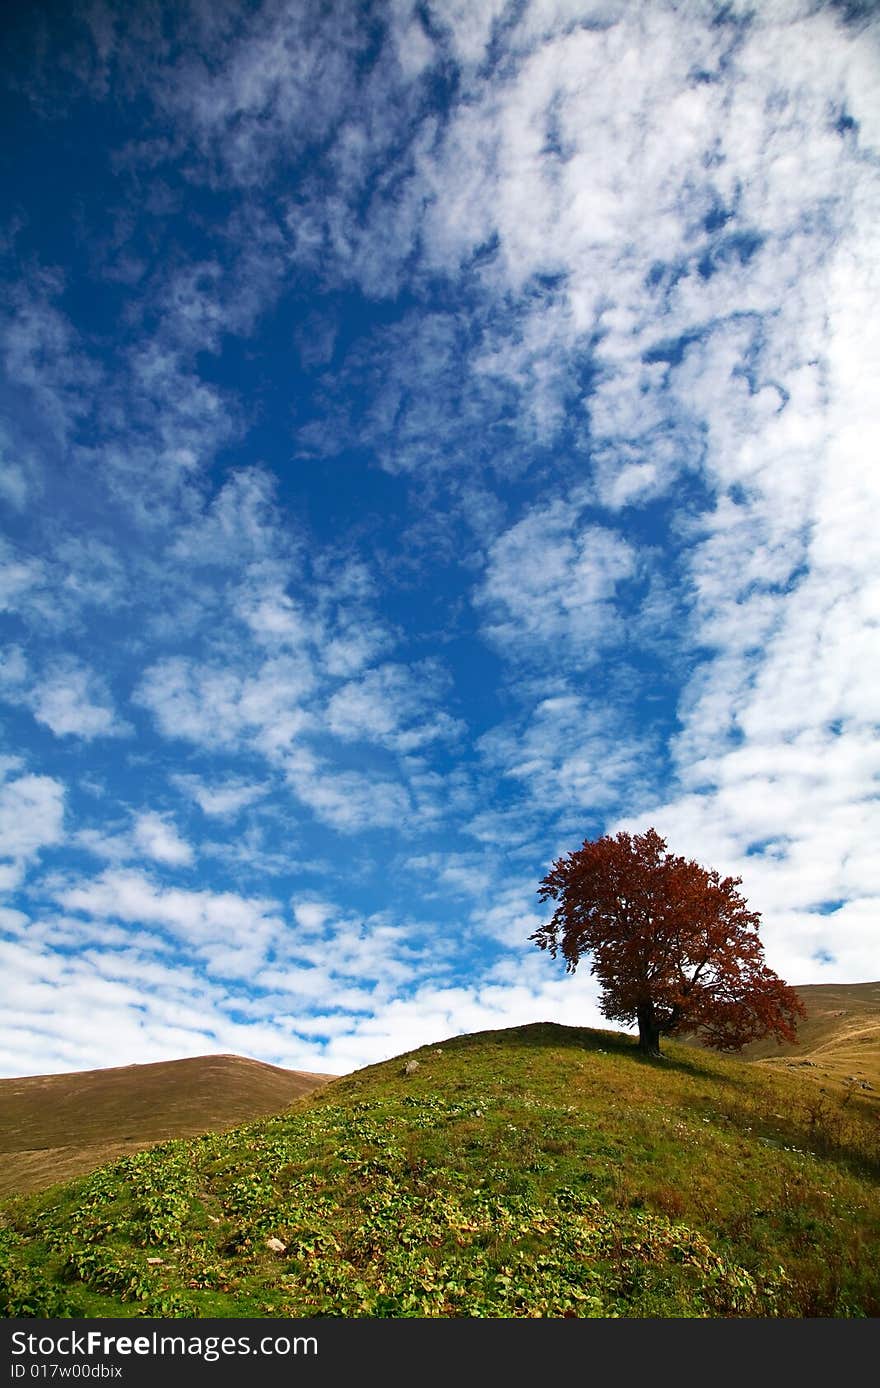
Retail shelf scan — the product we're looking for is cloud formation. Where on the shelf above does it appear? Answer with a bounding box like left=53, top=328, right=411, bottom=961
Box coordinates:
left=0, top=0, right=877, bottom=1076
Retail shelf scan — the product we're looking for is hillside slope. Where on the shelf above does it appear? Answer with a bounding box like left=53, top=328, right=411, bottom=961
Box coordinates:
left=0, top=1054, right=334, bottom=1198
left=2, top=1024, right=878, bottom=1318
left=743, top=981, right=880, bottom=1096
left=683, top=981, right=880, bottom=1102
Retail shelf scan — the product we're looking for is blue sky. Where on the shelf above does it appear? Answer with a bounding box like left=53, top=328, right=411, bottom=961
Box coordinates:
left=1, top=0, right=878, bottom=1078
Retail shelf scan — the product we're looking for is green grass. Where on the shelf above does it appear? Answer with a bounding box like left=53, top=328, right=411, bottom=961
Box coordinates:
left=2, top=1023, right=878, bottom=1318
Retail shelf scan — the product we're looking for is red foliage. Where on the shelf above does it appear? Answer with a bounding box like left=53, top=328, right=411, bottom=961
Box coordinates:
left=531, top=827, right=805, bottom=1056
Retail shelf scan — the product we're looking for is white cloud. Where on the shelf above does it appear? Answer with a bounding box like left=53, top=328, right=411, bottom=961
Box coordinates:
left=618, top=210, right=880, bottom=985
left=429, top=0, right=880, bottom=987
left=0, top=454, right=30, bottom=510
left=73, top=826, right=135, bottom=865
left=478, top=691, right=655, bottom=821
left=55, top=869, right=284, bottom=979
left=468, top=878, right=547, bottom=949
left=30, top=659, right=131, bottom=740
left=172, top=774, right=267, bottom=819
left=0, top=544, right=47, bottom=616
left=1, top=649, right=130, bottom=741
left=0, top=873, right=618, bottom=1076
left=52, top=537, right=129, bottom=615
left=135, top=653, right=314, bottom=754
left=267, top=906, right=424, bottom=989
left=281, top=747, right=412, bottom=834
left=325, top=662, right=463, bottom=752
left=132, top=812, right=194, bottom=867
left=75, top=809, right=195, bottom=871
left=0, top=644, right=28, bottom=690
left=172, top=469, right=295, bottom=569
left=404, top=851, right=493, bottom=900
left=0, top=767, right=65, bottom=889
left=0, top=532, right=129, bottom=632
left=0, top=273, right=97, bottom=446
left=134, top=546, right=453, bottom=831
left=425, top=0, right=510, bottom=68
left=292, top=899, right=334, bottom=932
left=479, top=500, right=637, bottom=658
left=236, top=577, right=312, bottom=649
left=0, top=934, right=321, bottom=1078
left=76, top=342, right=237, bottom=534
left=314, top=966, right=612, bottom=1075
left=0, top=884, right=467, bottom=1076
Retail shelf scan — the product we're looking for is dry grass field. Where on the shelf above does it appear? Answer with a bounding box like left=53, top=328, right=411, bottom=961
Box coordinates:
left=0, top=1053, right=333, bottom=1199
left=684, top=981, right=880, bottom=1106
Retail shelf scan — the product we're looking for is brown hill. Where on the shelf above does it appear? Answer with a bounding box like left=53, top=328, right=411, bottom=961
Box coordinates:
left=684, top=980, right=880, bottom=1104
left=0, top=1053, right=334, bottom=1198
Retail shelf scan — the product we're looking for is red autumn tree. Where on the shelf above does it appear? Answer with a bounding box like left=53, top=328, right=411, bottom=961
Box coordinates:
left=531, top=827, right=804, bottom=1058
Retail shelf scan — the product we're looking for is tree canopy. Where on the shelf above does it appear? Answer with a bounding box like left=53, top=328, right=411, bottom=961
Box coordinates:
left=531, top=827, right=805, bottom=1057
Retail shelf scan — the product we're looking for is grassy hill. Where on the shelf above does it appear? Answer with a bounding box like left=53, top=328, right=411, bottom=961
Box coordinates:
left=684, top=981, right=880, bottom=1104
left=741, top=981, right=880, bottom=1097
left=0, top=1055, right=333, bottom=1200
left=1, top=1023, right=878, bottom=1318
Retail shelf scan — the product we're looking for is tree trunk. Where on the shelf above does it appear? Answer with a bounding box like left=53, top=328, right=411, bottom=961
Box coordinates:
left=636, top=1003, right=663, bottom=1058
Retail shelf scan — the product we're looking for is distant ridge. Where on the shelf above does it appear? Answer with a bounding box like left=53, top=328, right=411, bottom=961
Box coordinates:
left=685, top=980, right=880, bottom=1101
left=0, top=1053, right=335, bottom=1198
